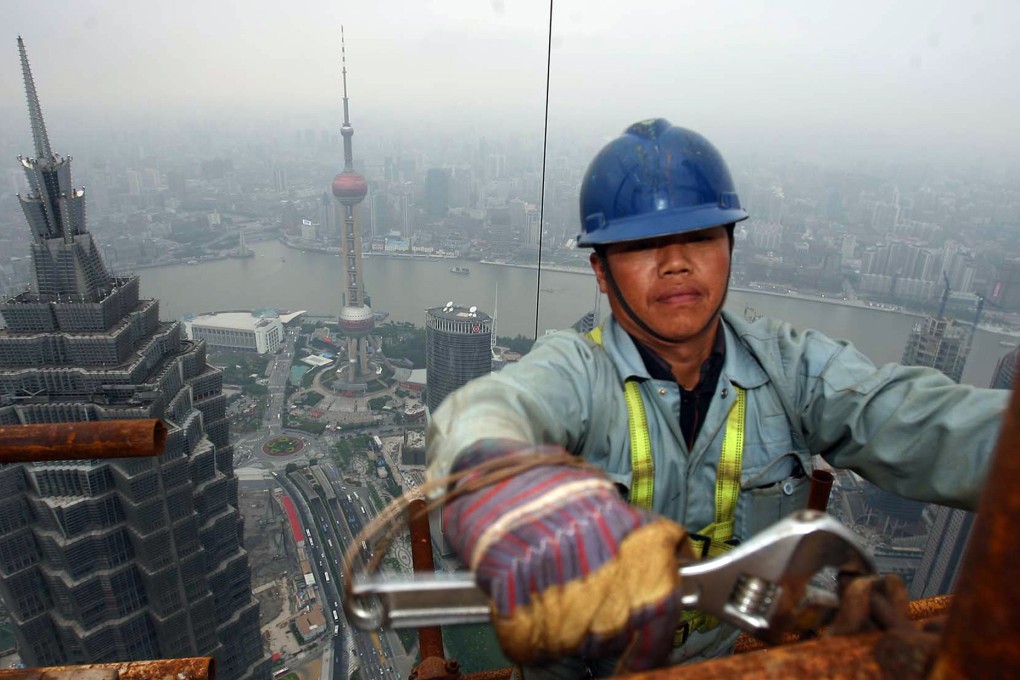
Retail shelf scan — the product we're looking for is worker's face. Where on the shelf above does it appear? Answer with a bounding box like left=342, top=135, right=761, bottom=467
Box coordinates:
left=590, top=226, right=731, bottom=347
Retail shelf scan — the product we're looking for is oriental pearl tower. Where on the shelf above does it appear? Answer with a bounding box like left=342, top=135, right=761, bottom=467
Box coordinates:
left=332, top=28, right=374, bottom=386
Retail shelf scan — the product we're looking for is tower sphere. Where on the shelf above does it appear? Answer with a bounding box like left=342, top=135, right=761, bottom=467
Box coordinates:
left=332, top=170, right=367, bottom=205
left=339, top=304, right=375, bottom=335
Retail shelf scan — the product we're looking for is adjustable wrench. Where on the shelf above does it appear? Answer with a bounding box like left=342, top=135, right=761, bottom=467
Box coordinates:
left=344, top=509, right=875, bottom=640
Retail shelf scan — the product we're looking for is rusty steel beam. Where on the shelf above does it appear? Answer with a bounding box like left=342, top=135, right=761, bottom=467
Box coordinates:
left=929, top=376, right=1020, bottom=678
left=409, top=497, right=453, bottom=671
left=459, top=669, right=514, bottom=680
left=732, top=594, right=953, bottom=654
left=626, top=632, right=887, bottom=679
left=0, top=420, right=167, bottom=463
left=0, top=657, right=213, bottom=679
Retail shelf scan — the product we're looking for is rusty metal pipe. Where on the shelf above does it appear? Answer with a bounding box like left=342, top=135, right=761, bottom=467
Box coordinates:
left=409, top=497, right=448, bottom=662
left=732, top=594, right=954, bottom=654
left=628, top=632, right=888, bottom=679
left=0, top=657, right=213, bottom=679
left=807, top=469, right=834, bottom=512
left=0, top=419, right=167, bottom=463
left=929, top=375, right=1020, bottom=678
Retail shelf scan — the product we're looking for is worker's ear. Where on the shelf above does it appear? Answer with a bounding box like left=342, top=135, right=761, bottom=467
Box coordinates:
left=590, top=252, right=610, bottom=295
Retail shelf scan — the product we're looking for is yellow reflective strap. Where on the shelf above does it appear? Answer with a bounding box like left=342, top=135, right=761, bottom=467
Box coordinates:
left=714, top=386, right=746, bottom=540
left=588, top=326, right=655, bottom=509
left=677, top=387, right=746, bottom=643
left=624, top=381, right=653, bottom=509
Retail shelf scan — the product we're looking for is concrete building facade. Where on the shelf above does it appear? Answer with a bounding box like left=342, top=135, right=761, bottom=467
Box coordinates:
left=184, top=312, right=283, bottom=355
left=425, top=304, right=493, bottom=414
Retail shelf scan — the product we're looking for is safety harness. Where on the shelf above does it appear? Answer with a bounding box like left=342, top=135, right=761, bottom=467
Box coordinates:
left=588, top=326, right=746, bottom=645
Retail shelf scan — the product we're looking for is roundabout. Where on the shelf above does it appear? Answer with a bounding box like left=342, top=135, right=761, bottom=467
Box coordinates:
left=262, top=435, right=305, bottom=457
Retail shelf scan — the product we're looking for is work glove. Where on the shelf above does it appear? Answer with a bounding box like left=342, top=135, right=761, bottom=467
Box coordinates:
left=443, top=439, right=690, bottom=671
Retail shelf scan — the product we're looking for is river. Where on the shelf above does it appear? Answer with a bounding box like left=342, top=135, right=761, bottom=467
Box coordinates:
left=137, top=239, right=1015, bottom=389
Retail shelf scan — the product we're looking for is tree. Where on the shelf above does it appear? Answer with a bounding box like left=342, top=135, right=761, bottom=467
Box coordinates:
left=368, top=396, right=391, bottom=410
left=498, top=334, right=536, bottom=355
left=284, top=463, right=298, bottom=474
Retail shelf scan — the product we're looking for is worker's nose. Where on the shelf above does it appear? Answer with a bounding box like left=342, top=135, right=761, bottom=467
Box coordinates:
left=658, top=243, right=692, bottom=276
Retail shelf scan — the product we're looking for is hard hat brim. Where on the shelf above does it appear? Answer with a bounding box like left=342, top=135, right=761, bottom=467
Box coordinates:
left=576, top=205, right=748, bottom=248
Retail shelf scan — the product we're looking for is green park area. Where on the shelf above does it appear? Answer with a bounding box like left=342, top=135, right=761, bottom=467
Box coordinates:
left=330, top=435, right=370, bottom=469
left=209, top=351, right=269, bottom=386
left=262, top=435, right=305, bottom=456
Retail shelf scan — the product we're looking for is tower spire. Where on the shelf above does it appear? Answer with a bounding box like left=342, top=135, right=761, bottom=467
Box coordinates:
left=340, top=26, right=354, bottom=172
left=18, top=36, right=52, bottom=160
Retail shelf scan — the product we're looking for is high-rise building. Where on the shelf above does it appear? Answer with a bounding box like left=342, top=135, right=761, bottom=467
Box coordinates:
left=990, top=346, right=1020, bottom=389
left=425, top=304, right=493, bottom=414
left=425, top=168, right=450, bottom=218
left=989, top=258, right=1020, bottom=312
left=908, top=505, right=975, bottom=599
left=317, top=191, right=338, bottom=241
left=0, top=39, right=267, bottom=679
left=900, top=309, right=976, bottom=600
left=272, top=164, right=288, bottom=193
left=900, top=316, right=972, bottom=384
left=331, top=29, right=374, bottom=389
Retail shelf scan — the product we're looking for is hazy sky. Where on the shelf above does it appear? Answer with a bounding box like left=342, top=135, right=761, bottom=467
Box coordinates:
left=2, top=0, right=1019, bottom=164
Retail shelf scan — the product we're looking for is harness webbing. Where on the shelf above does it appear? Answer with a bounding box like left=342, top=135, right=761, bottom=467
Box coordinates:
left=590, top=326, right=655, bottom=509
left=588, top=325, right=746, bottom=643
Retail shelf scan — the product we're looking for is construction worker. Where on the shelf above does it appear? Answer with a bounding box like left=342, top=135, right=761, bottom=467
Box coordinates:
left=426, top=119, right=1007, bottom=677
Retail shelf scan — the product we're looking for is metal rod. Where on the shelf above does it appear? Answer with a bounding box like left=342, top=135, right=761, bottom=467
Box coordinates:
left=0, top=657, right=214, bottom=679
left=807, top=469, right=834, bottom=512
left=929, top=373, right=1020, bottom=678
left=0, top=419, right=167, bottom=463
left=409, top=498, right=447, bottom=660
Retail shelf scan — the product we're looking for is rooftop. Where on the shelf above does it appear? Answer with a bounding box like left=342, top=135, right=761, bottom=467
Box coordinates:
left=187, top=311, right=281, bottom=331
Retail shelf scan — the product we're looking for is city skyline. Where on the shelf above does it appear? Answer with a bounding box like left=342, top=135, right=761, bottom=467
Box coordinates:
left=1, top=2, right=1019, bottom=166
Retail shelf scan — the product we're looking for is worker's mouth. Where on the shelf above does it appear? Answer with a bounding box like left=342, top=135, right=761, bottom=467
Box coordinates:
left=657, top=289, right=701, bottom=305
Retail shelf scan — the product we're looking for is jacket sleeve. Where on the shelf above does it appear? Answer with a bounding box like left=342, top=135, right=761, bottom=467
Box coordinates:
left=767, top=323, right=1007, bottom=511
left=425, top=331, right=614, bottom=488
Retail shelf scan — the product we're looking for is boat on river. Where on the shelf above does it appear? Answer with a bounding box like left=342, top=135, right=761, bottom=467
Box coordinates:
left=450, top=266, right=470, bottom=275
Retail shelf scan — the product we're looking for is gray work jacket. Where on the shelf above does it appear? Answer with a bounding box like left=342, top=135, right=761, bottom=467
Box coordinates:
left=426, top=310, right=1006, bottom=663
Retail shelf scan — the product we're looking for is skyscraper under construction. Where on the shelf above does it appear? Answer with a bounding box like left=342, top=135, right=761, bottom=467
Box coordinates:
left=900, top=315, right=972, bottom=383
left=0, top=39, right=268, bottom=679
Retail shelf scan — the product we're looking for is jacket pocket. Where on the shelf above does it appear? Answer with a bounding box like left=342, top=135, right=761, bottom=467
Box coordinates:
left=737, top=453, right=810, bottom=540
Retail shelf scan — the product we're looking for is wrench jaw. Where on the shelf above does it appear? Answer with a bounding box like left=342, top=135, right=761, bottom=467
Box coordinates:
left=677, top=510, right=877, bottom=643
left=760, top=516, right=877, bottom=642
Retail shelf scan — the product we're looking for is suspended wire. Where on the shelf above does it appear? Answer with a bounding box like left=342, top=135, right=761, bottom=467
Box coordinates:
left=533, top=0, right=554, bottom=340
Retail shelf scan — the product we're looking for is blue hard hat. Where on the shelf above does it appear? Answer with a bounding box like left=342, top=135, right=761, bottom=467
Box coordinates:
left=577, top=119, right=748, bottom=247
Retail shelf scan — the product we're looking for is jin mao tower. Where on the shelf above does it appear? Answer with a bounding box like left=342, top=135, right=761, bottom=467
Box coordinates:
left=0, top=39, right=268, bottom=679
left=331, top=29, right=374, bottom=387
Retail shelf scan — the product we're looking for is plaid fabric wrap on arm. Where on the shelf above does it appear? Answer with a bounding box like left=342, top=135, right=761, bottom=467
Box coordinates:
left=444, top=439, right=690, bottom=670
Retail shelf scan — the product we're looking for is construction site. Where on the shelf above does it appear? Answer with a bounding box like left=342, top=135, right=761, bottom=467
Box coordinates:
left=240, top=482, right=326, bottom=680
